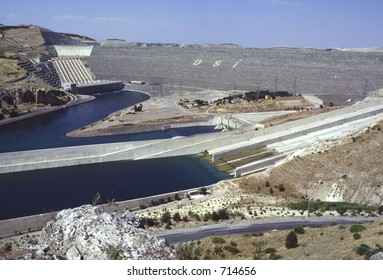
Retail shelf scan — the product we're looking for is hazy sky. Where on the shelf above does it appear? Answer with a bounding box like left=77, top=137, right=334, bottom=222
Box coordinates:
left=1, top=0, right=382, bottom=48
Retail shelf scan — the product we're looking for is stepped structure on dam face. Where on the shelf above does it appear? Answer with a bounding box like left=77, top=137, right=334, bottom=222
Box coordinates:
left=17, top=29, right=124, bottom=94
left=51, top=45, right=124, bottom=94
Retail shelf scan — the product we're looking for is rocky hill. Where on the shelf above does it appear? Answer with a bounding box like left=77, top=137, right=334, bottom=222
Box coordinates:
left=0, top=205, right=176, bottom=260
left=239, top=119, right=383, bottom=206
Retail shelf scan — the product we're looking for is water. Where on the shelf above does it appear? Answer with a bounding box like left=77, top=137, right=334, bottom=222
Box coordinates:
left=0, top=90, right=228, bottom=220
left=0, top=90, right=220, bottom=152
left=0, top=156, right=228, bottom=220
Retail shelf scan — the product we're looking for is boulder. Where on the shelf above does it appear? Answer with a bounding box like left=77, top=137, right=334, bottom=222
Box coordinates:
left=370, top=251, right=383, bottom=260
left=40, top=205, right=176, bottom=260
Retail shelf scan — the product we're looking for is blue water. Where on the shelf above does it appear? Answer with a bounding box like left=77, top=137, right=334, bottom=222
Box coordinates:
left=0, top=156, right=228, bottom=220
left=0, top=90, right=229, bottom=220
left=0, top=90, right=220, bottom=152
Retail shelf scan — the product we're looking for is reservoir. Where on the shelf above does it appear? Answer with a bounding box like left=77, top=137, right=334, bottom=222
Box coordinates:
left=0, top=156, right=228, bottom=220
left=0, top=90, right=228, bottom=220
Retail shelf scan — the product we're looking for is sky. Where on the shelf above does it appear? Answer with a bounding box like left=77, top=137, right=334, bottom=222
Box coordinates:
left=1, top=0, right=382, bottom=48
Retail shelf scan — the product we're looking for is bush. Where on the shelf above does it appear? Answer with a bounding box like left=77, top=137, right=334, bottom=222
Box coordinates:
left=353, top=233, right=361, bottom=240
left=173, top=212, right=181, bottom=222
left=211, top=237, right=226, bottom=244
left=350, top=224, right=367, bottom=233
left=269, top=253, right=283, bottom=260
left=378, top=205, right=383, bottom=215
left=294, top=226, right=305, bottom=234
left=264, top=247, right=277, bottom=254
left=278, top=184, right=286, bottom=192
left=223, top=245, right=240, bottom=254
left=106, top=246, right=122, bottom=260
left=356, top=244, right=370, bottom=256
left=144, top=217, right=158, bottom=227
left=4, top=243, right=12, bottom=252
left=161, top=211, right=172, bottom=224
left=285, top=231, right=298, bottom=249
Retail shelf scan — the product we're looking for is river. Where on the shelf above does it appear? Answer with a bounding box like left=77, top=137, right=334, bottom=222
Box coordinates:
left=0, top=90, right=229, bottom=220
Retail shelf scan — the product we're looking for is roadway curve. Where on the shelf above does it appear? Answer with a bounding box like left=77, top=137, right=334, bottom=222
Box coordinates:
left=156, top=216, right=379, bottom=244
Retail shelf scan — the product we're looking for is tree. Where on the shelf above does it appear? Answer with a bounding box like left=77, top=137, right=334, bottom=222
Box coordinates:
left=378, top=205, right=383, bottom=215
left=285, top=231, right=298, bottom=249
left=92, top=192, right=102, bottom=206
left=200, top=187, right=208, bottom=195
left=173, top=212, right=181, bottom=222
left=161, top=211, right=172, bottom=224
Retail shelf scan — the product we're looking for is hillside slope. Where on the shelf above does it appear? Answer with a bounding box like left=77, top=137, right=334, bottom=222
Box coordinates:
left=239, top=119, right=383, bottom=206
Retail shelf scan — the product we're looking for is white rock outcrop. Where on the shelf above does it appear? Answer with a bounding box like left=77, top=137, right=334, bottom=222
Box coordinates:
left=40, top=205, right=176, bottom=260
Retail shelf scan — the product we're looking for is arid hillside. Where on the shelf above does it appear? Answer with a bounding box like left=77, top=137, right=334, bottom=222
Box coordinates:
left=239, top=120, right=383, bottom=206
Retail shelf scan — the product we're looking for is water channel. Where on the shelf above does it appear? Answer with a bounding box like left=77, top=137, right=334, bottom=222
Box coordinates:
left=0, top=90, right=229, bottom=220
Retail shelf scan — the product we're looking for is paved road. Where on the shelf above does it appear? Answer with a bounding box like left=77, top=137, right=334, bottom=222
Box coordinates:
left=157, top=216, right=378, bottom=244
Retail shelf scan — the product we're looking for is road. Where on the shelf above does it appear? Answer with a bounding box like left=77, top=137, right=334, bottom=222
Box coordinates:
left=156, top=216, right=378, bottom=244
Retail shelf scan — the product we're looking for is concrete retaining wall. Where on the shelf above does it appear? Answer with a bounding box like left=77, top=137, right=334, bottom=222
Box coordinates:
left=54, top=45, right=93, bottom=57
left=234, top=154, right=286, bottom=177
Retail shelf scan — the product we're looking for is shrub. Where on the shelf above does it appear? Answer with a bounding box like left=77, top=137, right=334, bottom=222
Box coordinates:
left=356, top=244, right=370, bottom=256
left=223, top=245, right=240, bottom=254
left=294, top=226, right=305, bottom=234
left=92, top=192, right=102, bottom=206
left=161, top=211, right=172, bottom=224
left=165, top=221, right=172, bottom=229
left=4, top=243, right=12, bottom=252
left=378, top=205, right=383, bottom=215
left=264, top=247, right=277, bottom=254
left=269, top=253, right=283, bottom=260
left=278, top=184, right=286, bottom=192
left=285, top=231, right=298, bottom=249
left=106, top=246, right=122, bottom=260
left=350, top=224, right=366, bottom=233
left=144, top=217, right=158, bottom=227
left=173, top=212, right=181, bottom=222
left=182, top=216, right=189, bottom=222
left=353, top=233, right=361, bottom=240
left=218, top=208, right=230, bottom=220
left=211, top=236, right=226, bottom=244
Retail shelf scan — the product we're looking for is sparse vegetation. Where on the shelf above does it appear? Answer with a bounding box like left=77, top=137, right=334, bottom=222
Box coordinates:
left=106, top=245, right=122, bottom=260
left=285, top=231, right=298, bottom=249
left=355, top=244, right=370, bottom=256
left=353, top=233, right=361, bottom=240
left=350, top=224, right=367, bottom=233
left=211, top=237, right=226, bottom=244
left=294, top=226, right=305, bottom=234
left=92, top=192, right=102, bottom=206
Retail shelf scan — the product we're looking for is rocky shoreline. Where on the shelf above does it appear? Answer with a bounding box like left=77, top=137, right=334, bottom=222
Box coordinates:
left=0, top=93, right=95, bottom=127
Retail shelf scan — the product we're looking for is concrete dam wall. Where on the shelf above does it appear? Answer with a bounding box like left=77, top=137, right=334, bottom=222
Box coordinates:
left=87, top=45, right=383, bottom=103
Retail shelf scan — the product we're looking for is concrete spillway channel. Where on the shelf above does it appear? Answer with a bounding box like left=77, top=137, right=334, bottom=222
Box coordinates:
left=205, top=148, right=279, bottom=176
left=209, top=98, right=383, bottom=177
